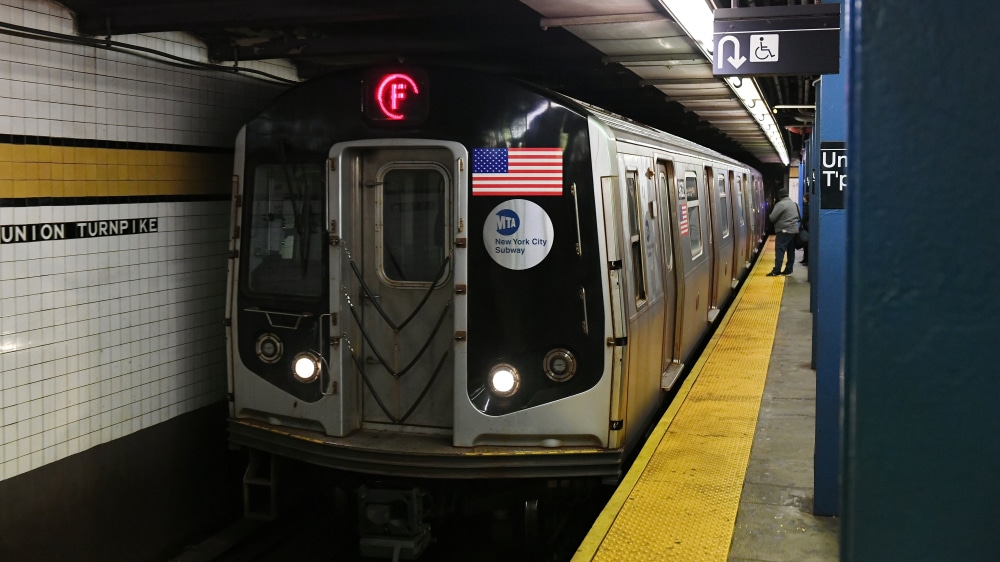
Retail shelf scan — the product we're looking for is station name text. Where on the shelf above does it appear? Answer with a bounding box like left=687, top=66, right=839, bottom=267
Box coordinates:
left=1, top=218, right=159, bottom=244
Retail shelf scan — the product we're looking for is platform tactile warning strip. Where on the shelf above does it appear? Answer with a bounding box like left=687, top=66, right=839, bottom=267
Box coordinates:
left=575, top=240, right=786, bottom=561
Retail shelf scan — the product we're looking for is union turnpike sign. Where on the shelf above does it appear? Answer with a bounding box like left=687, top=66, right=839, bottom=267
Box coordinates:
left=819, top=142, right=846, bottom=210
left=1, top=218, right=159, bottom=244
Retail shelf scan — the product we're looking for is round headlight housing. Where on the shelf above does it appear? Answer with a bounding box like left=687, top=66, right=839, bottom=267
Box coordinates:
left=292, top=352, right=322, bottom=383
left=543, top=349, right=577, bottom=382
left=255, top=333, right=283, bottom=364
left=488, top=363, right=520, bottom=397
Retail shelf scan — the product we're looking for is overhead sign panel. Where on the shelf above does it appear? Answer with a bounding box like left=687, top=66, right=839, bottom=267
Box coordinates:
left=713, top=4, right=840, bottom=77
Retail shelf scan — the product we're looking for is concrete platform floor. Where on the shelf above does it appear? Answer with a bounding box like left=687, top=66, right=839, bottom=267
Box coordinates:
left=728, top=257, right=840, bottom=562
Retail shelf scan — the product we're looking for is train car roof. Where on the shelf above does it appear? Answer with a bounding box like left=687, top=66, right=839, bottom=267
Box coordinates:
left=574, top=98, right=760, bottom=176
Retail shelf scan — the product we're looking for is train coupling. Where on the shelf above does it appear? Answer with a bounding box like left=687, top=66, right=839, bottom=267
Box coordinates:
left=358, top=485, right=432, bottom=561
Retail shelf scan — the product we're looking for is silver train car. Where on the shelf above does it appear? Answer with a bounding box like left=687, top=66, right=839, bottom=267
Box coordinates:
left=224, top=66, right=765, bottom=554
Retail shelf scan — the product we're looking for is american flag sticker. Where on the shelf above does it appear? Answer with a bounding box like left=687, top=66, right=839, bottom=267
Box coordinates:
left=677, top=180, right=689, bottom=236
left=471, top=147, right=563, bottom=196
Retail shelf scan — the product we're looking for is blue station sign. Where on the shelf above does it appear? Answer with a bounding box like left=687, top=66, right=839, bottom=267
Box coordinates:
left=819, top=142, right=846, bottom=210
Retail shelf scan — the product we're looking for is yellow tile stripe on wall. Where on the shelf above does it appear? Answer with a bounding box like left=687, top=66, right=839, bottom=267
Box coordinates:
left=576, top=239, right=786, bottom=561
left=0, top=143, right=232, bottom=198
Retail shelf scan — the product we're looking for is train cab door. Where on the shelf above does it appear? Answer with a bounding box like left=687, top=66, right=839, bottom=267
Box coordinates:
left=656, top=159, right=683, bottom=389
left=600, top=173, right=629, bottom=449
left=329, top=141, right=462, bottom=434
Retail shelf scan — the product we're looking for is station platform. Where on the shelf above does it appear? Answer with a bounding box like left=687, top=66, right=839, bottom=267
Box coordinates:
left=574, top=239, right=839, bottom=561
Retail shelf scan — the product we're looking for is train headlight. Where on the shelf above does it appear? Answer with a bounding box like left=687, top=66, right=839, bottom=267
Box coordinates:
left=543, top=349, right=577, bottom=382
left=292, top=352, right=322, bottom=383
left=255, top=333, right=283, bottom=364
left=488, top=363, right=520, bottom=397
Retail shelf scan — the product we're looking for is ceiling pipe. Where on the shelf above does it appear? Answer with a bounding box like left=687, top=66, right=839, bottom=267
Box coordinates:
left=772, top=104, right=816, bottom=113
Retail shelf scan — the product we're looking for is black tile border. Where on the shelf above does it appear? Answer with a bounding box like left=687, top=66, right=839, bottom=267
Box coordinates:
left=0, top=134, right=235, bottom=155
left=0, top=194, right=231, bottom=207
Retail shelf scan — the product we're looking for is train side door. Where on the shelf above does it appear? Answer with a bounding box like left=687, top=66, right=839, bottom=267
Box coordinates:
left=745, top=174, right=757, bottom=252
left=715, top=171, right=733, bottom=295
left=742, top=174, right=755, bottom=264
left=656, top=159, right=683, bottom=389
left=675, top=167, right=711, bottom=363
left=617, top=154, right=665, bottom=442
left=732, top=172, right=748, bottom=277
left=704, top=166, right=721, bottom=322
left=332, top=143, right=458, bottom=432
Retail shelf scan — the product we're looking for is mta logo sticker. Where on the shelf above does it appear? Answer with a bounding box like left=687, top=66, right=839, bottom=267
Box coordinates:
left=483, top=199, right=554, bottom=270
left=496, top=209, right=520, bottom=236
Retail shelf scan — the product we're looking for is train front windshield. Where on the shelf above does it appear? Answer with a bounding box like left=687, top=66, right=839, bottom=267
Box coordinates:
left=245, top=163, right=325, bottom=297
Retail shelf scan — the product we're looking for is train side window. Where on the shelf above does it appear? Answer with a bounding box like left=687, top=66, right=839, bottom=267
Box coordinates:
left=718, top=175, right=730, bottom=238
left=625, top=170, right=647, bottom=303
left=246, top=163, right=325, bottom=297
left=735, top=177, right=746, bottom=227
left=685, top=173, right=703, bottom=258
left=380, top=166, right=448, bottom=284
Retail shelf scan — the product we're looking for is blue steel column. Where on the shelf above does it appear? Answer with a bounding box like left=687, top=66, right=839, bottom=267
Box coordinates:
left=812, top=0, right=846, bottom=518
left=843, top=2, right=1000, bottom=559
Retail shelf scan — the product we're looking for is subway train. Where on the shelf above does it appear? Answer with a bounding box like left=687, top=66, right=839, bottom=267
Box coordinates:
left=224, top=65, right=766, bottom=556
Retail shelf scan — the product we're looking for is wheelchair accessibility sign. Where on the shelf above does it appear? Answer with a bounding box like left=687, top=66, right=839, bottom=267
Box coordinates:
left=750, top=34, right=779, bottom=62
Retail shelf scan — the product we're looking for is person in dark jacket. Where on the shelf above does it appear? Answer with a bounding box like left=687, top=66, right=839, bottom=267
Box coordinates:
left=767, top=188, right=799, bottom=276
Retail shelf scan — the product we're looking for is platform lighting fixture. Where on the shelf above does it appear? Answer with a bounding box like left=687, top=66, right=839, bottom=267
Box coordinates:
left=657, top=0, right=790, bottom=166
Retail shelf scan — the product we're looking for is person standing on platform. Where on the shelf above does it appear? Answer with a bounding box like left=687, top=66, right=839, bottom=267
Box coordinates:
left=767, top=187, right=800, bottom=276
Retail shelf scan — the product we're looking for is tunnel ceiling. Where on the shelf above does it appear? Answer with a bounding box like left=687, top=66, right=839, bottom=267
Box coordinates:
left=53, top=0, right=820, bottom=173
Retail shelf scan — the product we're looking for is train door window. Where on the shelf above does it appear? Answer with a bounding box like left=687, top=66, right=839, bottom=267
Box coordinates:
left=685, top=172, right=703, bottom=258
left=246, top=163, right=325, bottom=297
left=717, top=174, right=730, bottom=238
left=379, top=165, right=448, bottom=285
left=625, top=170, right=647, bottom=303
left=657, top=165, right=673, bottom=272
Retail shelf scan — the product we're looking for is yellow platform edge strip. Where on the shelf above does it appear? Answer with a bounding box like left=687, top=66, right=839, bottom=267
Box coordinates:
left=574, top=238, right=785, bottom=561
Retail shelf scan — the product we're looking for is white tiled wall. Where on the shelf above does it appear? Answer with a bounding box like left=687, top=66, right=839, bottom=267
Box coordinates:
left=0, top=201, right=231, bottom=477
left=0, top=0, right=296, bottom=146
left=0, top=0, right=296, bottom=480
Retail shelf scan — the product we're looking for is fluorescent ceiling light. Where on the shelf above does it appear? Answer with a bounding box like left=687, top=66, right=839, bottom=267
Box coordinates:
left=727, top=77, right=790, bottom=165
left=658, top=0, right=790, bottom=166
left=657, top=0, right=715, bottom=56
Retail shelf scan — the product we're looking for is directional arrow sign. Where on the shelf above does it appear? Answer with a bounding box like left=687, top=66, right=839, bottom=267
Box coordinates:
left=713, top=4, right=840, bottom=77
left=717, top=35, right=746, bottom=69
